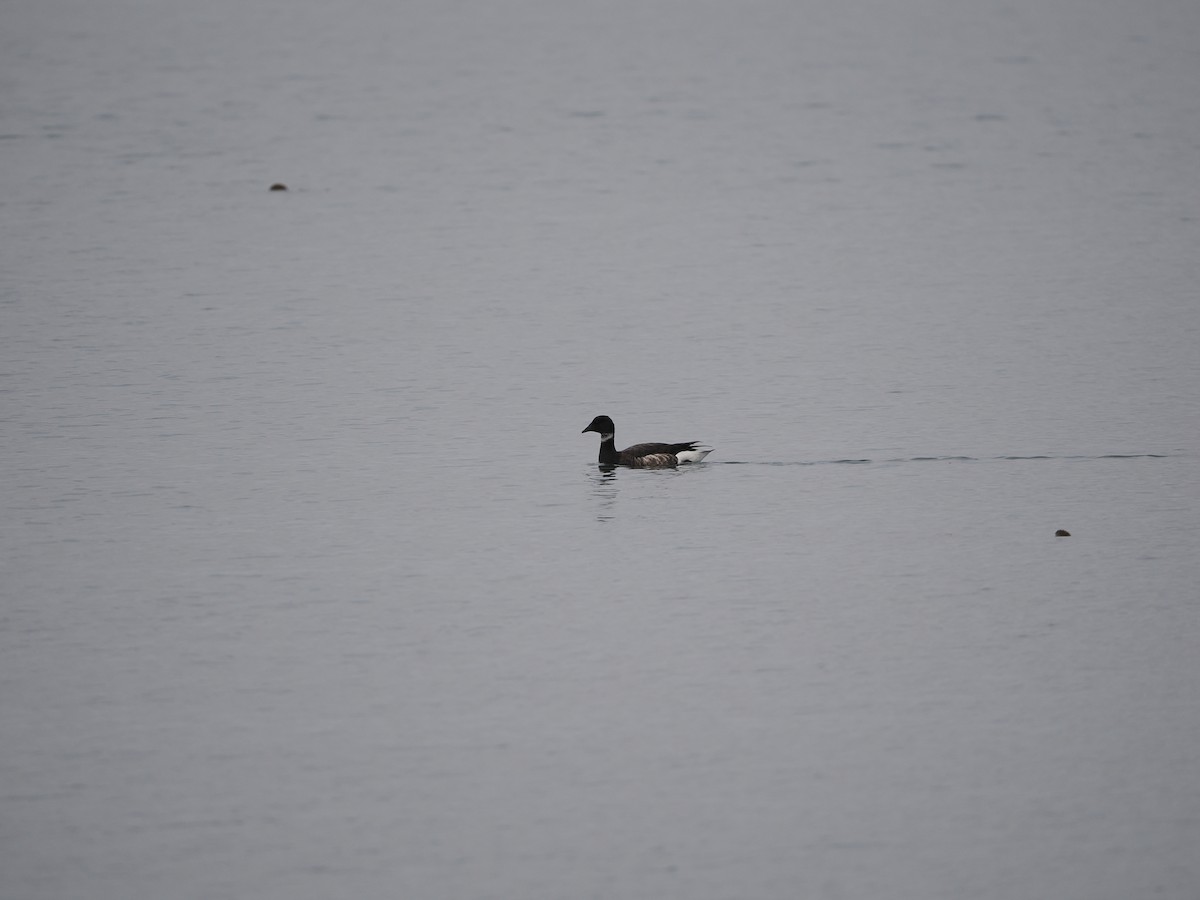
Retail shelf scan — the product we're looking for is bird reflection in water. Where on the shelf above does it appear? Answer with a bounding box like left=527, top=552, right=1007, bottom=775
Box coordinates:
left=588, top=467, right=619, bottom=522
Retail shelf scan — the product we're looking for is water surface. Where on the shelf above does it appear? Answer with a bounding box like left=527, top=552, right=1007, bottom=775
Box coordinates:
left=3, top=0, right=1199, bottom=898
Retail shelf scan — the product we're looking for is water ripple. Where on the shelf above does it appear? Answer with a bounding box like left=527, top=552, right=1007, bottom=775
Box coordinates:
left=716, top=453, right=1175, bottom=466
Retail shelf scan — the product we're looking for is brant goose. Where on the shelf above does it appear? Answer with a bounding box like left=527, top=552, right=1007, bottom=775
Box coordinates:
left=581, top=415, right=713, bottom=468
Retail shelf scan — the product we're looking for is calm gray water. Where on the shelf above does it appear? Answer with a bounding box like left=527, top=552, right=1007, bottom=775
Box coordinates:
left=3, top=0, right=1199, bottom=898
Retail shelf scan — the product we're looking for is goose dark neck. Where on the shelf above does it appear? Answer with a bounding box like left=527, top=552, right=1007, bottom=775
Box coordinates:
left=597, top=434, right=619, bottom=465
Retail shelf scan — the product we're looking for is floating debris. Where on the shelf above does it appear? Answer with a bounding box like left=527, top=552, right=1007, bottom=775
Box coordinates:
left=1055, top=529, right=1071, bottom=537
left=269, top=183, right=288, bottom=191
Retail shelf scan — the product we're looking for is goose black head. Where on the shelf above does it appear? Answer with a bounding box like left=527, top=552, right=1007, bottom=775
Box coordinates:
left=582, top=415, right=615, bottom=435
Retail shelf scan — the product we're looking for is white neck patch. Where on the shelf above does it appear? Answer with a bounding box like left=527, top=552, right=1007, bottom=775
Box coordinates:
left=600, top=432, right=614, bottom=442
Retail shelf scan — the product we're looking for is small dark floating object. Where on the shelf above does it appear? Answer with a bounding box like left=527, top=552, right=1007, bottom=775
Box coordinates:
left=269, top=183, right=288, bottom=191
left=1055, top=529, right=1071, bottom=537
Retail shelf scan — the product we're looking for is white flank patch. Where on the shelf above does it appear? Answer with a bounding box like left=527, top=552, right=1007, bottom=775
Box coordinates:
left=676, top=447, right=713, bottom=464
left=640, top=454, right=674, bottom=467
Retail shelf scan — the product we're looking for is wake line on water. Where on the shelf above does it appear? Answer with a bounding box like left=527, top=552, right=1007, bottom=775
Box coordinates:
left=716, top=453, right=1173, bottom=467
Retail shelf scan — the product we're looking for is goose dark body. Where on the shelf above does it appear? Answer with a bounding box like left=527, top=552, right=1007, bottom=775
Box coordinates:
left=581, top=415, right=713, bottom=468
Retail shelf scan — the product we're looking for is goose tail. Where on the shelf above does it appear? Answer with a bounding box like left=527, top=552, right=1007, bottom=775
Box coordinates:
left=676, top=446, right=714, bottom=464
